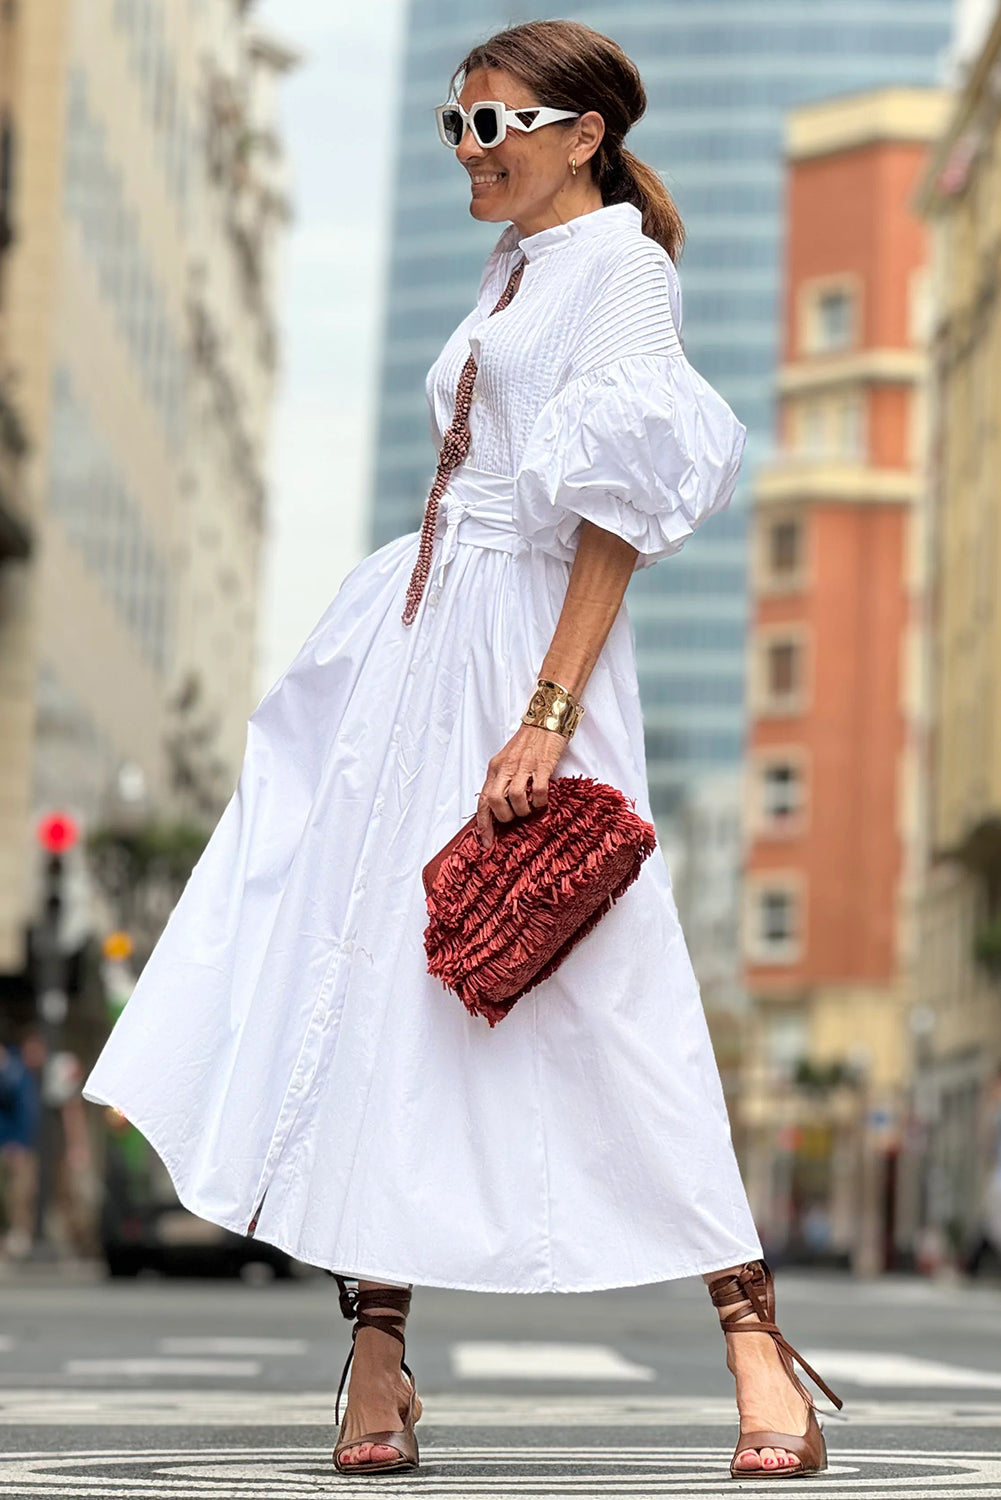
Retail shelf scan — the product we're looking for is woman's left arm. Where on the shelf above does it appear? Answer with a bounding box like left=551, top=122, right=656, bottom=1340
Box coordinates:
left=476, top=520, right=639, bottom=848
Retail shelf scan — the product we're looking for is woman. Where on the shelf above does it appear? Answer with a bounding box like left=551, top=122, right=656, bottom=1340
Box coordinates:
left=84, top=18, right=841, bottom=1482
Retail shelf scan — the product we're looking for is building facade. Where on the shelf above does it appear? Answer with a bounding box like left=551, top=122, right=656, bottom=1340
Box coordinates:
left=0, top=0, right=35, bottom=972
left=371, top=0, right=954, bottom=828
left=0, top=0, right=295, bottom=991
left=740, top=88, right=948, bottom=1270
left=910, top=3, right=1001, bottom=1264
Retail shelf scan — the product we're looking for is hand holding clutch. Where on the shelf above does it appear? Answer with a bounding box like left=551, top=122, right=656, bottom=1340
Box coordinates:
left=422, top=775, right=657, bottom=1027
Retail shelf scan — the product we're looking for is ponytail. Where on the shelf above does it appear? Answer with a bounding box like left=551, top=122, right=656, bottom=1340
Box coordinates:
left=598, top=144, right=685, bottom=263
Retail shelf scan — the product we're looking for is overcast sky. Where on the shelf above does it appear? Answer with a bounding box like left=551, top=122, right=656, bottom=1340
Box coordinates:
left=254, top=0, right=406, bottom=691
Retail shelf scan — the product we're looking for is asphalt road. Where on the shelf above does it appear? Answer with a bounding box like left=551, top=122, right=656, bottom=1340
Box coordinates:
left=0, top=1264, right=999, bottom=1496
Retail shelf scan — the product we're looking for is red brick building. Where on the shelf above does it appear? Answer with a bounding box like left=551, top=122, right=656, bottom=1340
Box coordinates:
left=740, top=88, right=948, bottom=1270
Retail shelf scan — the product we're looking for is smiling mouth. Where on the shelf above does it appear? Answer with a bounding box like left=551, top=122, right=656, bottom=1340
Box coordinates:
left=470, top=172, right=507, bottom=185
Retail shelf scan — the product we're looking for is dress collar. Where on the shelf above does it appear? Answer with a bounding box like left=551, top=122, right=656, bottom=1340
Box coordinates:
left=492, top=201, right=642, bottom=263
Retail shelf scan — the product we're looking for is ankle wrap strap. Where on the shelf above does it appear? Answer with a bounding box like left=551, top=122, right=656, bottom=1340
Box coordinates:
left=333, top=1275, right=412, bottom=1343
left=706, top=1260, right=843, bottom=1413
left=332, top=1275, right=415, bottom=1424
left=707, top=1260, right=772, bottom=1325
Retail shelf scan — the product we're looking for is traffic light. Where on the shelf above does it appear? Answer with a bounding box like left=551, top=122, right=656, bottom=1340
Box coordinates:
left=36, top=811, right=78, bottom=854
left=42, top=852, right=63, bottom=925
left=32, top=811, right=79, bottom=1254
left=34, top=812, right=77, bottom=1027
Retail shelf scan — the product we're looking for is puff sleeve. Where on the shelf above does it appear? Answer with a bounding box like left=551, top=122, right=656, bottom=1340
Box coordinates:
left=512, top=242, right=747, bottom=569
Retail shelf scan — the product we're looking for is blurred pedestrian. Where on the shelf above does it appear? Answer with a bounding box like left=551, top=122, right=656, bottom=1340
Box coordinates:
left=48, top=1051, right=100, bottom=1258
left=84, top=18, right=841, bottom=1483
left=0, top=1031, right=43, bottom=1260
left=965, top=1065, right=1001, bottom=1277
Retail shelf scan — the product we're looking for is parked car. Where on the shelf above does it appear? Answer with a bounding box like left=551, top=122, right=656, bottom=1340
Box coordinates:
left=100, top=1106, right=303, bottom=1279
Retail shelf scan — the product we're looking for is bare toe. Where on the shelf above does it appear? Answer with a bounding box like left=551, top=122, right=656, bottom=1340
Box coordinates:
left=370, top=1443, right=403, bottom=1463
left=339, top=1439, right=403, bottom=1469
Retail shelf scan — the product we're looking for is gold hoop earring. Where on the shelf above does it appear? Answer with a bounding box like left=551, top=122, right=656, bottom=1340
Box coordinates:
left=570, top=158, right=577, bottom=176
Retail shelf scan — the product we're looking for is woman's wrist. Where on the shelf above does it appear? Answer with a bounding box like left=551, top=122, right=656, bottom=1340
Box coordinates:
left=521, top=678, right=585, bottom=740
left=539, top=658, right=588, bottom=700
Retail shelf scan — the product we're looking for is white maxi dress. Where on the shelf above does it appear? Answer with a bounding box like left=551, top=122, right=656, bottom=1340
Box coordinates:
left=84, top=201, right=764, bottom=1292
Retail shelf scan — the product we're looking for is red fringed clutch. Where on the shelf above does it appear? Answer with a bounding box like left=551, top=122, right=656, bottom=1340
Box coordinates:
left=421, top=775, right=658, bottom=1027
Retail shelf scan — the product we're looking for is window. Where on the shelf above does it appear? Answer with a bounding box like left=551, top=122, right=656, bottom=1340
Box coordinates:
left=47, top=366, right=171, bottom=673
left=816, top=289, right=852, bottom=351
left=769, top=519, right=801, bottom=576
left=760, top=760, right=804, bottom=823
left=640, top=674, right=744, bottom=708
left=756, top=630, right=808, bottom=716
left=746, top=878, right=803, bottom=965
left=61, top=70, right=184, bottom=446
left=837, top=395, right=863, bottom=459
left=766, top=1011, right=808, bottom=1080
left=795, top=392, right=864, bottom=461
left=768, top=640, right=799, bottom=698
left=801, top=400, right=826, bottom=453
left=644, top=727, right=746, bottom=764
left=649, top=783, right=683, bottom=821
left=800, top=278, right=858, bottom=357
left=756, top=513, right=806, bottom=595
left=634, top=618, right=745, bottom=653
left=762, top=889, right=794, bottom=943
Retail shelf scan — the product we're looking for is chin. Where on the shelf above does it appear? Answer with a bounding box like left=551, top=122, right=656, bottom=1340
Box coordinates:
left=468, top=200, right=508, bottom=224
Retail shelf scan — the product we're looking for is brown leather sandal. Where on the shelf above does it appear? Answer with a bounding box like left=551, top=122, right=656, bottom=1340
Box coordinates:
left=706, top=1259, right=843, bottom=1480
left=331, top=1276, right=420, bottom=1475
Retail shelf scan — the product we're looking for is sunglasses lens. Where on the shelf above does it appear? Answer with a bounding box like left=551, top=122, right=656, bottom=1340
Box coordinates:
left=440, top=107, right=463, bottom=146
left=471, top=105, right=501, bottom=145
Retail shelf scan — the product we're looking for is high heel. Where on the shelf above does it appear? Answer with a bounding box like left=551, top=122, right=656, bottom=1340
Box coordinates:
left=331, top=1276, right=421, bottom=1475
left=706, top=1259, right=843, bottom=1480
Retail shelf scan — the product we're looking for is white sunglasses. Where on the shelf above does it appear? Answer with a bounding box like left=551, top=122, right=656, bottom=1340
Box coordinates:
left=435, top=99, right=580, bottom=150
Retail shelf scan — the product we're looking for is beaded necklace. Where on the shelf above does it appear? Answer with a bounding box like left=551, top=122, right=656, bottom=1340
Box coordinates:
left=401, top=255, right=527, bottom=625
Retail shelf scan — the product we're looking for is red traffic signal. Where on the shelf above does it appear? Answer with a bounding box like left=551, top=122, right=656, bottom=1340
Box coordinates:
left=36, top=811, right=79, bottom=854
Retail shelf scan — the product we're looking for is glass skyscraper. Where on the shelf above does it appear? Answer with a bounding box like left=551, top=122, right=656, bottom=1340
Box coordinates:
left=371, top=1, right=952, bottom=824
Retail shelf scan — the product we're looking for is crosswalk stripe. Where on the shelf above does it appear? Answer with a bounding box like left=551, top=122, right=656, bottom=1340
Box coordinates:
left=451, top=1342, right=656, bottom=1381
left=802, top=1350, right=1001, bottom=1390
left=0, top=1390, right=998, bottom=1428
left=62, top=1359, right=261, bottom=1378
left=158, top=1338, right=308, bottom=1356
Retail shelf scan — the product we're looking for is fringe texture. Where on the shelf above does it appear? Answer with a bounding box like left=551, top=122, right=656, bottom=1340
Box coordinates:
left=423, top=775, right=657, bottom=1026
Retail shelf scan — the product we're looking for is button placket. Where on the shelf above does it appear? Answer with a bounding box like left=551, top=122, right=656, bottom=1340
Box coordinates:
left=250, top=699, right=400, bottom=1217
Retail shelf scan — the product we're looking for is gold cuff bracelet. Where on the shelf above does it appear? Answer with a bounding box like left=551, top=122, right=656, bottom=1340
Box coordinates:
left=521, top=678, right=585, bottom=740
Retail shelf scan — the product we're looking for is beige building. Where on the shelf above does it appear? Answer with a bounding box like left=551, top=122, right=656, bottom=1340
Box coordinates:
left=0, top=0, right=35, bottom=974
left=910, top=4, right=1001, bottom=1259
left=0, top=1, right=296, bottom=985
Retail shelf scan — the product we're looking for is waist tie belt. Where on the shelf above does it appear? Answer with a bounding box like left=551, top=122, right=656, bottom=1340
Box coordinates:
left=432, top=466, right=530, bottom=593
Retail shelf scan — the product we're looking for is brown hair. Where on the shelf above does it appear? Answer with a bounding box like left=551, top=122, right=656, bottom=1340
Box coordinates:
left=449, top=19, right=684, bottom=262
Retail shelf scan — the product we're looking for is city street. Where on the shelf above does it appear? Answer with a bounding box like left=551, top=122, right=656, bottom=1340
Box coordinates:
left=0, top=1267, right=998, bottom=1495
